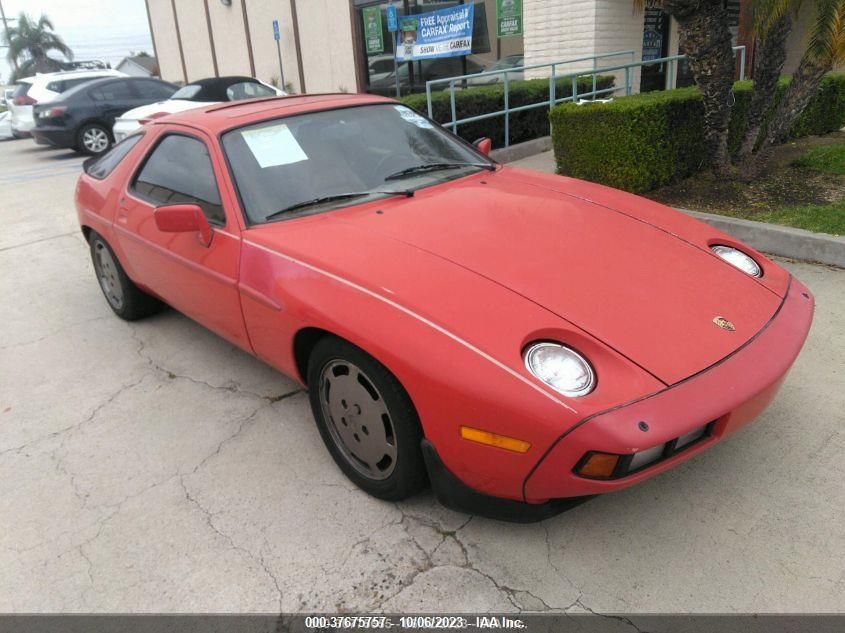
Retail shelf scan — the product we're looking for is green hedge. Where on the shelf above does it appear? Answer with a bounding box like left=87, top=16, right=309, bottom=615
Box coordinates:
left=550, top=73, right=845, bottom=193
left=401, top=75, right=615, bottom=148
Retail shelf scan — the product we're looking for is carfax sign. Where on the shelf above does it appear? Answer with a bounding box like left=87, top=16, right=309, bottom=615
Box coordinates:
left=395, top=3, right=474, bottom=62
left=496, top=0, right=522, bottom=37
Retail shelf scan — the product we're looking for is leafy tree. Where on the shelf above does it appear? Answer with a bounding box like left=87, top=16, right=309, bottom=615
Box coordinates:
left=739, top=0, right=845, bottom=177
left=4, top=12, right=73, bottom=82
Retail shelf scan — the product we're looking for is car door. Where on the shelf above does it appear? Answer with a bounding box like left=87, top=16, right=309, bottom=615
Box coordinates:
left=114, top=127, right=251, bottom=350
left=88, top=80, right=139, bottom=126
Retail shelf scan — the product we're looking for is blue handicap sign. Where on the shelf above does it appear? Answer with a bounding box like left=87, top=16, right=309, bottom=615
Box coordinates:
left=272, top=19, right=280, bottom=41
left=386, top=5, right=398, bottom=32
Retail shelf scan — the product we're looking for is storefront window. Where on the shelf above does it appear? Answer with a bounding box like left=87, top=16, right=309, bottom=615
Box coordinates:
left=354, top=0, right=524, bottom=97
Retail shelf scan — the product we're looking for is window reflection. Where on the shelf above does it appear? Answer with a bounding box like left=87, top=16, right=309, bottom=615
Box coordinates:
left=356, top=1, right=524, bottom=96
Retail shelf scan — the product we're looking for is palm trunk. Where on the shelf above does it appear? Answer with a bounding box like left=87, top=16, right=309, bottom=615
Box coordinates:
left=736, top=12, right=792, bottom=162
left=665, top=0, right=737, bottom=174
left=742, top=55, right=830, bottom=178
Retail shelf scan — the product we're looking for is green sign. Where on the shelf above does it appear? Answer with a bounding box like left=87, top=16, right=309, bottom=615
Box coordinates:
left=399, top=16, right=418, bottom=32
left=363, top=7, right=384, bottom=54
left=496, top=0, right=522, bottom=37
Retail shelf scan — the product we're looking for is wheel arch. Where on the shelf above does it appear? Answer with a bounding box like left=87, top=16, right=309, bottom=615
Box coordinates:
left=292, top=326, right=334, bottom=385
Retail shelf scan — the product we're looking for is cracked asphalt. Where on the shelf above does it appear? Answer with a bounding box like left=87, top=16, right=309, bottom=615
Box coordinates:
left=1, top=138, right=844, bottom=614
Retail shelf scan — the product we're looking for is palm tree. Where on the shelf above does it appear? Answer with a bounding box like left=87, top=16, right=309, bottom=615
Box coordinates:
left=4, top=12, right=73, bottom=81
left=633, top=1, right=737, bottom=175
left=740, top=0, right=845, bottom=176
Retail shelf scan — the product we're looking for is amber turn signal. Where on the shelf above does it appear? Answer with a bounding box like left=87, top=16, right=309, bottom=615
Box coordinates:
left=577, top=452, right=620, bottom=478
left=460, top=426, right=531, bottom=453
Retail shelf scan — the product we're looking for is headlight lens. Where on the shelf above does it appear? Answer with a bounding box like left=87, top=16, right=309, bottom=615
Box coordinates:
left=711, top=245, right=762, bottom=277
left=523, top=342, right=595, bottom=397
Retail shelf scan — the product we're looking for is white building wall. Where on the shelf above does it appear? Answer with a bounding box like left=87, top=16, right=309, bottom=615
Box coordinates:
left=523, top=0, right=645, bottom=94
left=295, top=0, right=357, bottom=93
left=244, top=0, right=303, bottom=92
left=147, top=0, right=184, bottom=83
left=206, top=0, right=253, bottom=77
left=523, top=0, right=597, bottom=78
left=175, top=0, right=216, bottom=82
left=594, top=1, right=644, bottom=94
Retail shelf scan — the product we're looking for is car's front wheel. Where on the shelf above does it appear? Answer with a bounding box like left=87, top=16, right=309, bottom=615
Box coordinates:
left=77, top=123, right=112, bottom=156
left=307, top=336, right=427, bottom=501
left=88, top=232, right=162, bottom=320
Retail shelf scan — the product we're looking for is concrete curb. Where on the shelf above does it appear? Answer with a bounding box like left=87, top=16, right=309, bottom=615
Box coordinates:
left=490, top=136, right=552, bottom=164
left=681, top=209, right=845, bottom=269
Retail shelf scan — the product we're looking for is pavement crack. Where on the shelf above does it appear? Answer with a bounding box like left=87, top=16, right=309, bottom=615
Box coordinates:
left=129, top=327, right=304, bottom=404
left=570, top=600, right=648, bottom=633
left=179, top=475, right=283, bottom=612
left=0, top=231, right=77, bottom=253
left=1, top=375, right=146, bottom=459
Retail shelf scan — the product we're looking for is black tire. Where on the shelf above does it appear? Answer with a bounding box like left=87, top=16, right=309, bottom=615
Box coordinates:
left=307, top=336, right=427, bottom=501
left=88, top=232, right=162, bottom=321
left=76, top=122, right=112, bottom=156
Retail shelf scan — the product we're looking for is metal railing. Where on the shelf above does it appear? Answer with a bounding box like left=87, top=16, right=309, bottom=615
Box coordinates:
left=424, top=46, right=746, bottom=147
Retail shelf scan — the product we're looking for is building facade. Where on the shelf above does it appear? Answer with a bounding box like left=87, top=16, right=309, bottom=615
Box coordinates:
left=145, top=1, right=817, bottom=96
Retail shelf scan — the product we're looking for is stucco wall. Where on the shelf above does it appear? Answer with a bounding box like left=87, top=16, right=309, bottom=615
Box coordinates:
left=294, top=0, right=357, bottom=93
left=175, top=0, right=216, bottom=82
left=146, top=0, right=357, bottom=93
left=147, top=0, right=184, bottom=83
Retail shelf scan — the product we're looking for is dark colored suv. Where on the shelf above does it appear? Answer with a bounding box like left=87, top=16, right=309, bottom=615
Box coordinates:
left=31, top=77, right=178, bottom=155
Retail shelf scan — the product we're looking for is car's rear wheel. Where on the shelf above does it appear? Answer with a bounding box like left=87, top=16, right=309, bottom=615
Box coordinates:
left=307, top=336, right=427, bottom=501
left=77, top=123, right=112, bottom=156
left=88, top=232, right=162, bottom=320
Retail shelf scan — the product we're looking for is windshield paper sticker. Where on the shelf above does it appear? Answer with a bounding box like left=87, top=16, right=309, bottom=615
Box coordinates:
left=241, top=124, right=308, bottom=168
left=394, top=106, right=433, bottom=129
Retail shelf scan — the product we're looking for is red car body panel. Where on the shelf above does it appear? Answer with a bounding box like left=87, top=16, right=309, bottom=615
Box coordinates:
left=75, top=94, right=814, bottom=508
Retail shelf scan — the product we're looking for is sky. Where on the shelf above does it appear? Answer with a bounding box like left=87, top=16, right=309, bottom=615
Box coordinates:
left=1, top=0, right=153, bottom=83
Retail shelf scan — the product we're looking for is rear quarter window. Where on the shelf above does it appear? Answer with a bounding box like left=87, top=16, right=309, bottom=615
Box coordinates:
left=85, top=134, right=143, bottom=180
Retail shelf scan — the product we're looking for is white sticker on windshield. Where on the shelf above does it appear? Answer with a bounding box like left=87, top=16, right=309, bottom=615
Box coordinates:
left=241, top=123, right=308, bottom=168
left=394, top=105, right=433, bottom=129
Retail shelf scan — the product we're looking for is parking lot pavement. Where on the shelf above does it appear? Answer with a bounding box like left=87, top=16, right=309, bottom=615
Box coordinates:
left=1, top=137, right=844, bottom=614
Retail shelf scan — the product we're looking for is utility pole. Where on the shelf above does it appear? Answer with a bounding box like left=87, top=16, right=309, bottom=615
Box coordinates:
left=0, top=0, right=19, bottom=74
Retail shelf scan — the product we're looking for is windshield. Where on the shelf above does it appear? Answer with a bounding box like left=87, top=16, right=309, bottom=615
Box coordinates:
left=222, top=104, right=494, bottom=224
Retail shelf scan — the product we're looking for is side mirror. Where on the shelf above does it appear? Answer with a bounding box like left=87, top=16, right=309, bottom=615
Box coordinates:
left=154, top=204, right=212, bottom=247
left=473, top=137, right=492, bottom=157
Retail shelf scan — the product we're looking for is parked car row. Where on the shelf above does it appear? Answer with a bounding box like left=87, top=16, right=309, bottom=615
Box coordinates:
left=4, top=70, right=284, bottom=155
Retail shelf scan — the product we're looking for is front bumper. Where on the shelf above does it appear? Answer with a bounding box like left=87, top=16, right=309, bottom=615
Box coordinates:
left=523, top=275, right=814, bottom=502
left=425, top=276, right=814, bottom=521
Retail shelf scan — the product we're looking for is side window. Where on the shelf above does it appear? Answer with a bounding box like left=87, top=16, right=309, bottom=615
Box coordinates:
left=89, top=81, right=134, bottom=101
left=86, top=134, right=143, bottom=180
left=135, top=80, right=176, bottom=100
left=225, top=81, right=276, bottom=101
left=133, top=134, right=225, bottom=225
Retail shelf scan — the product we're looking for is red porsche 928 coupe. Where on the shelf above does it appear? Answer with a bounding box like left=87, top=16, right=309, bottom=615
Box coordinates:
left=75, top=93, right=814, bottom=522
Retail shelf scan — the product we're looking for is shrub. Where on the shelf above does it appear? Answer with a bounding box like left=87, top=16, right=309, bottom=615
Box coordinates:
left=401, top=75, right=615, bottom=148
left=550, top=73, right=845, bottom=193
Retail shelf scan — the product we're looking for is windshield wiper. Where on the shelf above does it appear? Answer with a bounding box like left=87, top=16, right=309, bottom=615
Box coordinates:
left=384, top=161, right=495, bottom=181
left=264, top=189, right=413, bottom=221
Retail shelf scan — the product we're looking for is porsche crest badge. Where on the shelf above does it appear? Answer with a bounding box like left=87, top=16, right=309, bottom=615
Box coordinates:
left=713, top=316, right=736, bottom=331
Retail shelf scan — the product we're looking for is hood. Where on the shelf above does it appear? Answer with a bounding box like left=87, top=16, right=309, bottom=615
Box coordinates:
left=119, top=99, right=218, bottom=121
left=328, top=170, right=783, bottom=385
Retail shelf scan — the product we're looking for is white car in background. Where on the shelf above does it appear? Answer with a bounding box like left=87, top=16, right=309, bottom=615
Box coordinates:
left=0, top=111, right=13, bottom=140
left=7, top=69, right=126, bottom=138
left=112, top=76, right=284, bottom=141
